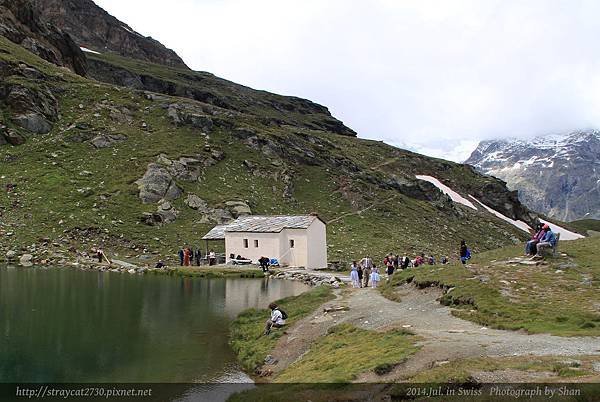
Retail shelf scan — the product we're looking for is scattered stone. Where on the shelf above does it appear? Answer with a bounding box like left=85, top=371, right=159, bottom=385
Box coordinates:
left=5, top=250, right=17, bottom=261
left=91, top=133, right=127, bottom=149
left=19, top=254, right=33, bottom=266
left=264, top=355, right=278, bottom=365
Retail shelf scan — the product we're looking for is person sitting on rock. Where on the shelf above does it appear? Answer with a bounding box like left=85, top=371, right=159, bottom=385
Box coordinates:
left=533, top=224, right=556, bottom=259
left=525, top=223, right=544, bottom=256
left=264, top=302, right=286, bottom=335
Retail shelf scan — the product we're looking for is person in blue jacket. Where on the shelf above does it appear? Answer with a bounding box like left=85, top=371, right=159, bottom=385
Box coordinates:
left=534, top=224, right=557, bottom=258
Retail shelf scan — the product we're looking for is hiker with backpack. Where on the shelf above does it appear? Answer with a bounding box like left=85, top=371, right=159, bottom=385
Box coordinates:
left=264, top=302, right=287, bottom=335
left=460, top=240, right=471, bottom=264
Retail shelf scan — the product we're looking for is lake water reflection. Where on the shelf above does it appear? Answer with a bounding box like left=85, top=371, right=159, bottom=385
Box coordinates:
left=0, top=266, right=309, bottom=383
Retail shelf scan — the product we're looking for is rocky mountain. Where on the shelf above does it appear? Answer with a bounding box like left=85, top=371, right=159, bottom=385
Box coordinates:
left=466, top=130, right=600, bottom=221
left=0, top=0, right=87, bottom=75
left=0, top=3, right=546, bottom=266
left=35, top=0, right=188, bottom=69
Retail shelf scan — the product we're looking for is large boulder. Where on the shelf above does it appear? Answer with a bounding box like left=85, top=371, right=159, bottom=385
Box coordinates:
left=185, top=194, right=207, bottom=210
left=225, top=200, right=252, bottom=218
left=135, top=163, right=182, bottom=204
left=12, top=113, right=52, bottom=134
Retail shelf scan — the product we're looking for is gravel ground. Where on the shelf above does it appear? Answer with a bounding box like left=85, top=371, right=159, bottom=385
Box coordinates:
left=263, top=283, right=600, bottom=382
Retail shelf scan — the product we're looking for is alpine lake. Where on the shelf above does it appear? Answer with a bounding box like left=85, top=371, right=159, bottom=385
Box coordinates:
left=0, top=265, right=310, bottom=400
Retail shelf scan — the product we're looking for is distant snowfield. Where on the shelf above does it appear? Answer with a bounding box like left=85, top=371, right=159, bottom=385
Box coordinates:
left=415, top=175, right=478, bottom=210
left=80, top=46, right=100, bottom=55
left=538, top=218, right=584, bottom=241
left=415, top=175, right=584, bottom=241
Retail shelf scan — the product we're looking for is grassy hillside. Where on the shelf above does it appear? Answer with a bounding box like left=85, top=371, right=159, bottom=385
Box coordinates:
left=381, top=237, right=600, bottom=336
left=570, top=219, right=600, bottom=236
left=0, top=37, right=536, bottom=266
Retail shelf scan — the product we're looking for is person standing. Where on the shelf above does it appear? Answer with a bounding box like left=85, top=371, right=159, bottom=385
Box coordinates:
left=460, top=240, right=470, bottom=264
left=370, top=265, right=380, bottom=288
left=195, top=248, right=202, bottom=266
left=350, top=261, right=360, bottom=288
left=360, top=255, right=373, bottom=288
left=178, top=248, right=184, bottom=266
left=386, top=256, right=395, bottom=281
left=183, top=247, right=191, bottom=266
left=357, top=264, right=363, bottom=287
left=208, top=249, right=216, bottom=266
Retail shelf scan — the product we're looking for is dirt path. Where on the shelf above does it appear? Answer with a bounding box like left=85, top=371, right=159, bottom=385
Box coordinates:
left=264, top=283, right=600, bottom=381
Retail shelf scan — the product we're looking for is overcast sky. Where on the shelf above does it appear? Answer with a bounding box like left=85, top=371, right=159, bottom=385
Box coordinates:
left=95, top=0, right=600, bottom=162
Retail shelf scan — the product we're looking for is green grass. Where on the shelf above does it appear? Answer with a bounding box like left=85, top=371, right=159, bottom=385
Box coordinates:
left=380, top=237, right=600, bottom=336
left=407, top=356, right=599, bottom=383
left=274, top=323, right=419, bottom=383
left=229, top=285, right=335, bottom=372
left=570, top=219, right=600, bottom=236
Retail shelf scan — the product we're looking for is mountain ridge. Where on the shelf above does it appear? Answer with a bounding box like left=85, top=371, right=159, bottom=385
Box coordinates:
left=466, top=130, right=600, bottom=221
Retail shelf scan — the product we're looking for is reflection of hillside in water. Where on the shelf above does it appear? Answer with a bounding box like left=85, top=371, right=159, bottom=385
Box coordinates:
left=222, top=277, right=309, bottom=319
left=0, top=267, right=308, bottom=383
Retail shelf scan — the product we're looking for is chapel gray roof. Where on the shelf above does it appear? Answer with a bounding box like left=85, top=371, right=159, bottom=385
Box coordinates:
left=225, top=215, right=322, bottom=233
left=202, top=215, right=324, bottom=239
left=201, top=224, right=228, bottom=240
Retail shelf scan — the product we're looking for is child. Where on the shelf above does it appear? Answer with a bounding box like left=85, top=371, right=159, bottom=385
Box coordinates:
left=350, top=261, right=360, bottom=288
left=370, top=265, right=380, bottom=288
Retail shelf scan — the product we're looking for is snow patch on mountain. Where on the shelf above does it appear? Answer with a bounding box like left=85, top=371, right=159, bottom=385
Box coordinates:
left=415, top=175, right=478, bottom=210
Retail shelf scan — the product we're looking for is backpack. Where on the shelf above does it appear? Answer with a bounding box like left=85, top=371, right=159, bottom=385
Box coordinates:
left=277, top=308, right=288, bottom=320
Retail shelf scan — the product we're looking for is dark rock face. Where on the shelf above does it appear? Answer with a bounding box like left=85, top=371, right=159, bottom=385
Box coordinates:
left=0, top=0, right=87, bottom=75
left=36, top=0, right=188, bottom=69
left=466, top=131, right=600, bottom=221
left=88, top=57, right=357, bottom=137
left=0, top=60, right=59, bottom=143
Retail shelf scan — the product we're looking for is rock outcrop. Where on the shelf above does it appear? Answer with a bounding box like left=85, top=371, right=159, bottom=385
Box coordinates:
left=35, top=0, right=188, bottom=69
left=135, top=163, right=183, bottom=204
left=0, top=0, right=87, bottom=75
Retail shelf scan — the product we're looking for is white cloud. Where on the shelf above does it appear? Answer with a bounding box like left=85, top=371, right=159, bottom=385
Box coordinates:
left=94, top=0, right=600, bottom=162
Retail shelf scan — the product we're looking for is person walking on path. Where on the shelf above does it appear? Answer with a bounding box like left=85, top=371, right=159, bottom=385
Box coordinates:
left=360, top=255, right=373, bottom=288
left=350, top=260, right=360, bottom=288
left=178, top=248, right=184, bottom=266
left=370, top=265, right=380, bottom=288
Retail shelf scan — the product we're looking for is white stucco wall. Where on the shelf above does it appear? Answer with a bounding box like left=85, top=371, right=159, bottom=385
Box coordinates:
left=306, top=219, right=328, bottom=269
left=280, top=228, right=308, bottom=267
left=223, top=218, right=327, bottom=268
left=225, top=232, right=281, bottom=264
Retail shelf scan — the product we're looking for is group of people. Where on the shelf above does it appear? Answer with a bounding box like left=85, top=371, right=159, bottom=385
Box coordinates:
left=178, top=247, right=217, bottom=266
left=349, top=242, right=471, bottom=288
left=525, top=223, right=557, bottom=258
